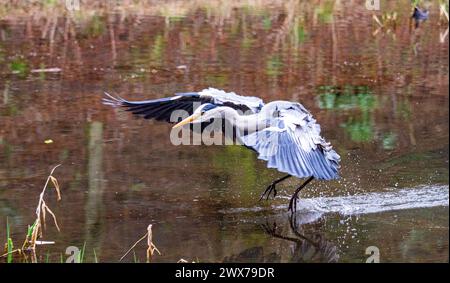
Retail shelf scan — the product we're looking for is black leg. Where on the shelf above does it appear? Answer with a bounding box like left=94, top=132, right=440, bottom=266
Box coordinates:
left=260, top=175, right=292, bottom=201
left=288, top=176, right=314, bottom=213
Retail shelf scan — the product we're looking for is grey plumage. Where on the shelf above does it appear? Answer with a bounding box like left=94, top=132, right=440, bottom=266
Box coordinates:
left=103, top=88, right=341, bottom=202
left=241, top=101, right=340, bottom=180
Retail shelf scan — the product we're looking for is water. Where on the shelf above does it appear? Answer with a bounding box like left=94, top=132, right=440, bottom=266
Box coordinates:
left=0, top=0, right=448, bottom=263
left=294, top=185, right=449, bottom=216
left=224, top=184, right=449, bottom=223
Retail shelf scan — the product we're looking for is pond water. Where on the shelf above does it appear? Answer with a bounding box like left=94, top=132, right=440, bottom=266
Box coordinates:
left=0, top=0, right=448, bottom=263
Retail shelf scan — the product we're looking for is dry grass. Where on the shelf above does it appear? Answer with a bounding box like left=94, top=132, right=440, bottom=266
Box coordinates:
left=1, top=165, right=185, bottom=263
left=119, top=224, right=161, bottom=263
left=1, top=165, right=62, bottom=262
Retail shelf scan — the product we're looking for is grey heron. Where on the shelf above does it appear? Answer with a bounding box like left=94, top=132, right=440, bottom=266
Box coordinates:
left=103, top=88, right=340, bottom=212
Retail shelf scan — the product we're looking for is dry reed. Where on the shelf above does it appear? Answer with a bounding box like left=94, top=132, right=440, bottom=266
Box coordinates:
left=119, top=224, right=161, bottom=262
left=1, top=165, right=62, bottom=262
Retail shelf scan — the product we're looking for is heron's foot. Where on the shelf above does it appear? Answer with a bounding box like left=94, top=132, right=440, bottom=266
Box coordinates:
left=288, top=192, right=300, bottom=213
left=259, top=183, right=277, bottom=201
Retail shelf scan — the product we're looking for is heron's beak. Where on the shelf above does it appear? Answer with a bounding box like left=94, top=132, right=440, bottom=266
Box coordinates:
left=172, top=113, right=201, bottom=128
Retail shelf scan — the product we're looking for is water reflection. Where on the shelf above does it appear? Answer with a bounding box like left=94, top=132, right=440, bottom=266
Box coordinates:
left=0, top=0, right=448, bottom=262
left=220, top=215, right=339, bottom=263
left=317, top=85, right=377, bottom=143
left=85, top=121, right=105, bottom=251
left=261, top=216, right=339, bottom=263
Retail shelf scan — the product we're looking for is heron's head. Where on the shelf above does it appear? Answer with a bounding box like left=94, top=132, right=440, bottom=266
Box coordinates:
left=172, top=103, right=220, bottom=128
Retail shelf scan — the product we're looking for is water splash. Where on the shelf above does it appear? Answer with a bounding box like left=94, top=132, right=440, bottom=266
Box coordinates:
left=288, top=185, right=449, bottom=215
left=222, top=185, right=449, bottom=219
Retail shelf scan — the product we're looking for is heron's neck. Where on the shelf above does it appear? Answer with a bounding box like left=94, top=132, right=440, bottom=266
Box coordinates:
left=221, top=107, right=268, bottom=134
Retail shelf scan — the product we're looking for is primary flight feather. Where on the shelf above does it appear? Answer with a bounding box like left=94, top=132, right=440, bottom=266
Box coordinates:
left=103, top=88, right=340, bottom=212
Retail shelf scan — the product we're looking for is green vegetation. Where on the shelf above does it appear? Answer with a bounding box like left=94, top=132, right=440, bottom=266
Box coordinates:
left=6, top=217, right=13, bottom=263
left=262, top=15, right=272, bottom=30
left=150, top=34, right=166, bottom=66
left=0, top=0, right=447, bottom=264
left=341, top=115, right=374, bottom=143
left=317, top=85, right=379, bottom=143
left=9, top=57, right=28, bottom=77
left=317, top=85, right=377, bottom=111
left=77, top=242, right=87, bottom=263
left=315, top=0, right=335, bottom=23
left=265, top=55, right=283, bottom=78
left=382, top=132, right=397, bottom=150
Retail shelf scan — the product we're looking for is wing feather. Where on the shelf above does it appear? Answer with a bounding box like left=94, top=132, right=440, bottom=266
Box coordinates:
left=103, top=92, right=211, bottom=123
left=241, top=108, right=340, bottom=180
left=103, top=88, right=265, bottom=123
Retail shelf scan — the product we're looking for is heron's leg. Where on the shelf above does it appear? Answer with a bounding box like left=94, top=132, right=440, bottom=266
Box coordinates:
left=288, top=176, right=314, bottom=212
left=260, top=175, right=292, bottom=201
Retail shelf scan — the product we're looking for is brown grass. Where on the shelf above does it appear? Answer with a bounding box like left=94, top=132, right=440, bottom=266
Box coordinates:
left=1, top=165, right=62, bottom=262
left=119, top=224, right=161, bottom=263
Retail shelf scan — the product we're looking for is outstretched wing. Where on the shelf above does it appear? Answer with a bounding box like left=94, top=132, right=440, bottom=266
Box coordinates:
left=198, top=88, right=264, bottom=113
left=103, top=92, right=210, bottom=123
left=241, top=104, right=340, bottom=180
left=102, top=87, right=264, bottom=123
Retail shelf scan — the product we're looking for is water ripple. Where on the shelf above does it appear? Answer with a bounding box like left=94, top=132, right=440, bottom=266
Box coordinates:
left=223, top=185, right=449, bottom=218
left=290, top=185, right=449, bottom=215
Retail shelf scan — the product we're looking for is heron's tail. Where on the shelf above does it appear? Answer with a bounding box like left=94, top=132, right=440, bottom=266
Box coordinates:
left=102, top=92, right=126, bottom=107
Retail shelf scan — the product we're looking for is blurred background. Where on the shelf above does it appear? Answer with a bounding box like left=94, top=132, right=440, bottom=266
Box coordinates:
left=0, top=0, right=448, bottom=262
